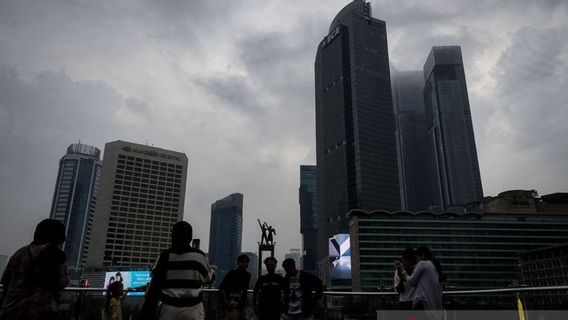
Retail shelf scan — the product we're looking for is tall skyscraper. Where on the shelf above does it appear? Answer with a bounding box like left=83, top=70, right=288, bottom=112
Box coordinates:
left=315, top=0, right=400, bottom=258
left=392, top=70, right=441, bottom=211
left=423, top=46, right=483, bottom=208
left=208, top=193, right=243, bottom=285
left=50, top=143, right=102, bottom=271
left=299, top=165, right=318, bottom=273
left=86, top=140, right=188, bottom=267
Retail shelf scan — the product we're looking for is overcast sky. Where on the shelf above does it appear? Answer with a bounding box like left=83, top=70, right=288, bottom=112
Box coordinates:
left=1, top=0, right=567, bottom=262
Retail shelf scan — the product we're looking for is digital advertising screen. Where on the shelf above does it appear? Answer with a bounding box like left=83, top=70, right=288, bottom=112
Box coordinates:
left=103, top=270, right=151, bottom=296
left=329, top=234, right=351, bottom=281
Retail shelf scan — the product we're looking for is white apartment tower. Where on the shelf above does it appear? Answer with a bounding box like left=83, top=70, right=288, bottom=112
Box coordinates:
left=86, top=140, right=188, bottom=267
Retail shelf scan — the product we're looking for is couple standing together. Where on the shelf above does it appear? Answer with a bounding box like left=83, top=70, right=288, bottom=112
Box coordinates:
left=394, top=247, right=445, bottom=320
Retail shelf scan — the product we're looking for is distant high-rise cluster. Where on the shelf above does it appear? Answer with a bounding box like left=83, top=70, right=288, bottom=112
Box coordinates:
left=48, top=140, right=188, bottom=285
left=208, top=193, right=244, bottom=284
left=50, top=143, right=102, bottom=271
left=307, top=0, right=484, bottom=280
left=314, top=0, right=401, bottom=261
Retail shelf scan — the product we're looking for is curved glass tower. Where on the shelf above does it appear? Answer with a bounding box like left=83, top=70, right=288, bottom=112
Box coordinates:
left=315, top=0, right=400, bottom=260
left=50, top=143, right=102, bottom=271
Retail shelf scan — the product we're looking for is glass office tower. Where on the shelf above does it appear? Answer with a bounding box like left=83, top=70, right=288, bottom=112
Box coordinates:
left=315, top=0, right=400, bottom=259
left=392, top=70, right=441, bottom=211
left=423, top=46, right=483, bottom=208
left=208, top=193, right=243, bottom=285
left=50, top=143, right=102, bottom=271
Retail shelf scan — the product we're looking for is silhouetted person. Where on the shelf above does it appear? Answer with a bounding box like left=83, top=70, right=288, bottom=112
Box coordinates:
left=219, top=254, right=251, bottom=320
left=102, top=280, right=124, bottom=320
left=140, top=221, right=214, bottom=320
left=0, top=219, right=69, bottom=320
left=253, top=257, right=285, bottom=320
left=282, top=258, right=323, bottom=320
left=395, top=246, right=443, bottom=320
left=394, top=248, right=417, bottom=310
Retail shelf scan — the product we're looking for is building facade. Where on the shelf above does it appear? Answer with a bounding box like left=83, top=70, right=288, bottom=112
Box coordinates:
left=208, top=193, right=243, bottom=285
left=519, top=243, right=568, bottom=306
left=86, top=140, right=188, bottom=267
left=348, top=210, right=568, bottom=292
left=299, top=165, right=318, bottom=273
left=423, top=46, right=483, bottom=209
left=392, top=70, right=440, bottom=211
left=484, top=190, right=568, bottom=214
left=315, top=0, right=400, bottom=261
left=50, top=143, right=102, bottom=271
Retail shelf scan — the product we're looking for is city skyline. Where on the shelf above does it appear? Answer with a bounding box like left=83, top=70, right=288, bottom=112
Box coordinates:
left=1, top=0, right=568, bottom=261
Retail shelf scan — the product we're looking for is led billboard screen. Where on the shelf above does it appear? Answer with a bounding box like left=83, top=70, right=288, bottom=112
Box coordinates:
left=103, top=271, right=150, bottom=296
left=329, top=234, right=351, bottom=280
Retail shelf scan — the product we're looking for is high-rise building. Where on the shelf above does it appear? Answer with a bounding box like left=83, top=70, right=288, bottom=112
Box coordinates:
left=299, top=165, right=318, bottom=273
left=315, top=0, right=400, bottom=259
left=208, top=193, right=243, bottom=285
left=423, top=46, right=483, bottom=208
left=50, top=143, right=102, bottom=271
left=392, top=70, right=441, bottom=211
left=86, top=140, right=188, bottom=267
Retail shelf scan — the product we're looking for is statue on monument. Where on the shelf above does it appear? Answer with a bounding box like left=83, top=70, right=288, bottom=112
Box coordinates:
left=258, top=219, right=276, bottom=246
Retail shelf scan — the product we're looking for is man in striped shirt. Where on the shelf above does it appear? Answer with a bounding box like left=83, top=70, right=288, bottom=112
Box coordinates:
left=141, top=221, right=214, bottom=320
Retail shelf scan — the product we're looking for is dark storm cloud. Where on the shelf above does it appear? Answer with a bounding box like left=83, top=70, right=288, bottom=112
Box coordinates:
left=1, top=0, right=567, bottom=259
left=0, top=65, right=146, bottom=251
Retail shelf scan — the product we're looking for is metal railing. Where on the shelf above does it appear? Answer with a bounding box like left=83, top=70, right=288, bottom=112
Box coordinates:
left=2, top=285, right=568, bottom=319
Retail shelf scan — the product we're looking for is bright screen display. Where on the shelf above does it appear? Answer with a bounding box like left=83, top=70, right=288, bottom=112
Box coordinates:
left=103, top=271, right=150, bottom=296
left=329, top=234, right=351, bottom=280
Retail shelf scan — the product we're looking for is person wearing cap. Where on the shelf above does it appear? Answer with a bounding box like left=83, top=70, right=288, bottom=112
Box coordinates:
left=253, top=257, right=285, bottom=320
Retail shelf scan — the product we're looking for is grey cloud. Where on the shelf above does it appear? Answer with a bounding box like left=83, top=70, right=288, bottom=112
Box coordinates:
left=492, top=26, right=568, bottom=150
left=124, top=96, right=152, bottom=114
left=1, top=0, right=568, bottom=260
left=0, top=66, right=152, bottom=253
left=194, top=75, right=267, bottom=116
